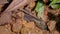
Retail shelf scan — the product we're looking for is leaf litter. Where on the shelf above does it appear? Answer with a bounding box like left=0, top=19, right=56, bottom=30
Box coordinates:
left=0, top=0, right=60, bottom=34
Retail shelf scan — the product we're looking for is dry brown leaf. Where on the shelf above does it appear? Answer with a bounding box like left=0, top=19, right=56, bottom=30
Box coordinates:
left=0, top=24, right=15, bottom=34
left=21, top=26, right=43, bottom=34
left=28, top=1, right=35, bottom=9
left=51, top=30, right=60, bottom=34
left=43, top=30, right=51, bottom=34
left=16, top=11, right=25, bottom=18
left=23, top=22, right=36, bottom=29
left=47, top=21, right=56, bottom=31
left=12, top=19, right=22, bottom=32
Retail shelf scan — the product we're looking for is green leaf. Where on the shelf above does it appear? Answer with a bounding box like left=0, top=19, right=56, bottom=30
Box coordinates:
left=50, top=0, right=60, bottom=4
left=35, top=1, right=43, bottom=12
left=51, top=4, right=60, bottom=9
left=35, top=1, right=44, bottom=18
left=50, top=0, right=60, bottom=9
left=37, top=6, right=44, bottom=18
